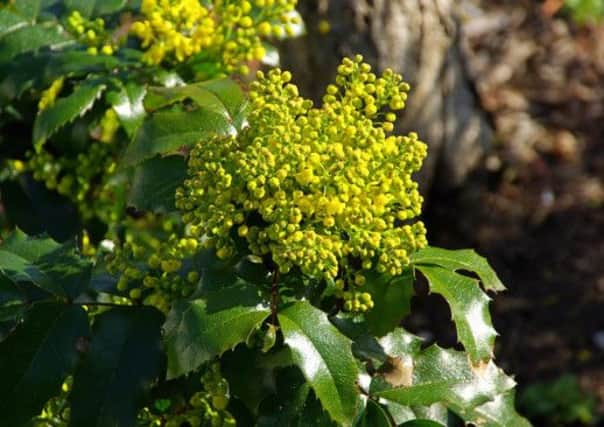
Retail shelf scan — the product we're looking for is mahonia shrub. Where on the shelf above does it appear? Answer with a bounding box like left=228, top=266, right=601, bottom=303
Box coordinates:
left=0, top=2, right=531, bottom=427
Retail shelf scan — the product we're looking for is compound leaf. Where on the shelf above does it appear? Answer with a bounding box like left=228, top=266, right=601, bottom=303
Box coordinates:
left=163, top=285, right=270, bottom=379
left=70, top=306, right=164, bottom=427
left=278, top=301, right=361, bottom=426
left=0, top=302, right=89, bottom=427
left=415, top=264, right=497, bottom=363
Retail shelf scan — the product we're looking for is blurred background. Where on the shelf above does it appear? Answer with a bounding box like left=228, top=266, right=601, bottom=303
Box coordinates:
left=280, top=0, right=604, bottom=425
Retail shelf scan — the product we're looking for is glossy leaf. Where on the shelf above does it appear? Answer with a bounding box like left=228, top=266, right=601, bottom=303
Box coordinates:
left=108, top=83, right=147, bottom=137
left=121, top=79, right=248, bottom=167
left=0, top=229, right=92, bottom=299
left=278, top=301, right=361, bottom=426
left=128, top=155, right=187, bottom=213
left=163, top=285, right=270, bottom=379
left=33, top=82, right=106, bottom=149
left=70, top=306, right=164, bottom=427
left=0, top=302, right=89, bottom=427
left=372, top=328, right=517, bottom=424
left=399, top=421, right=445, bottom=427
left=364, top=271, right=414, bottom=337
left=467, top=391, right=532, bottom=427
left=416, top=264, right=497, bottom=363
left=121, top=109, right=237, bottom=167
left=0, top=24, right=72, bottom=63
left=412, top=246, right=505, bottom=292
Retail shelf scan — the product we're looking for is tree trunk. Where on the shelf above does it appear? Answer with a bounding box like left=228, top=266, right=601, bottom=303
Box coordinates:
left=280, top=0, right=492, bottom=192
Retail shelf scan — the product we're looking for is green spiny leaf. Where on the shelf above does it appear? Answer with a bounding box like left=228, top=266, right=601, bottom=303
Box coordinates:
left=70, top=306, right=164, bottom=427
left=63, top=0, right=126, bottom=18
left=415, top=264, right=497, bottom=362
left=0, top=302, right=89, bottom=427
left=278, top=301, right=361, bottom=426
left=412, top=246, right=505, bottom=292
left=163, top=285, right=270, bottom=379
left=33, top=81, right=106, bottom=150
left=466, top=391, right=532, bottom=427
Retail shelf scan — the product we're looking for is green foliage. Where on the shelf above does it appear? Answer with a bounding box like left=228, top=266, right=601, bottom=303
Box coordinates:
left=0, top=1, right=530, bottom=426
left=518, top=374, right=599, bottom=426
left=564, top=0, right=604, bottom=23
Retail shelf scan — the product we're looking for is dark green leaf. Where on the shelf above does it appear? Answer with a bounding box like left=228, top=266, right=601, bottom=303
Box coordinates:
left=364, top=271, right=414, bottom=337
left=127, top=155, right=186, bottom=213
left=0, top=24, right=72, bottom=63
left=33, top=82, right=106, bottom=149
left=416, top=264, right=496, bottom=363
left=64, top=0, right=126, bottom=17
left=70, top=306, right=164, bottom=427
left=412, top=246, right=505, bottom=292
left=163, top=285, right=270, bottom=379
left=355, top=400, right=393, bottom=427
left=0, top=229, right=92, bottom=299
left=0, top=272, right=23, bottom=304
left=0, top=175, right=81, bottom=241
left=278, top=301, right=361, bottom=426
left=108, top=82, right=146, bottom=137
left=0, top=302, right=89, bottom=427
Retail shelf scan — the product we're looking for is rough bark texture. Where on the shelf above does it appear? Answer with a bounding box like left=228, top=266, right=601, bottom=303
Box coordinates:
left=280, top=0, right=492, bottom=191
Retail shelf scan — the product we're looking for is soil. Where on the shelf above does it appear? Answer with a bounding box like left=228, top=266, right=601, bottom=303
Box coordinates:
left=409, top=0, right=604, bottom=416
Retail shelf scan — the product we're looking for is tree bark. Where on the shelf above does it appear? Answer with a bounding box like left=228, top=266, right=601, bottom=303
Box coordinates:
left=280, top=0, right=492, bottom=192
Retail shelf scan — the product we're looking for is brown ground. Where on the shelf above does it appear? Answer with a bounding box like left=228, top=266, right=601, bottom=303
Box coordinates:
left=413, top=0, right=604, bottom=417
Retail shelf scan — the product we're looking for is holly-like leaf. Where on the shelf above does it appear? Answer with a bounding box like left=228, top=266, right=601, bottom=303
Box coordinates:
left=0, top=229, right=92, bottom=299
left=412, top=246, right=505, bottom=292
left=415, top=264, right=497, bottom=363
left=278, top=301, right=361, bottom=426
left=163, top=285, right=270, bottom=379
left=372, top=328, right=518, bottom=425
left=0, top=302, right=89, bottom=427
left=121, top=79, right=248, bottom=167
left=364, top=270, right=414, bottom=337
left=0, top=23, right=72, bottom=63
left=33, top=82, right=106, bottom=150
left=467, top=391, right=532, bottom=427
left=127, top=155, right=187, bottom=213
left=70, top=306, right=164, bottom=427
left=64, top=0, right=126, bottom=18
left=107, top=82, right=146, bottom=137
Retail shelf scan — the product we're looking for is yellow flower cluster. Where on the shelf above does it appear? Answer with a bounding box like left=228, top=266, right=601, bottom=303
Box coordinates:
left=176, top=56, right=428, bottom=285
left=66, top=11, right=115, bottom=56
left=131, top=0, right=216, bottom=64
left=130, top=0, right=299, bottom=72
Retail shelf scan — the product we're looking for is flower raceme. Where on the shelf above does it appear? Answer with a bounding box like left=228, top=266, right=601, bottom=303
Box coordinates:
left=176, top=56, right=428, bottom=295
left=130, top=0, right=299, bottom=71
